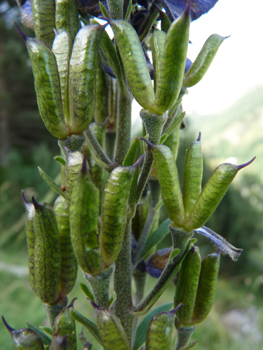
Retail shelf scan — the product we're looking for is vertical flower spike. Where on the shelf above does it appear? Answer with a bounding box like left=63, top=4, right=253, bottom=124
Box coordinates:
left=53, top=196, right=78, bottom=298
left=69, top=158, right=105, bottom=275
left=174, top=246, right=201, bottom=327
left=2, top=316, right=44, bottom=350
left=110, top=20, right=155, bottom=110
left=184, top=157, right=256, bottom=230
left=55, top=0, right=80, bottom=43
left=153, top=1, right=190, bottom=114
left=21, top=191, right=37, bottom=296
left=32, top=198, right=61, bottom=305
left=17, top=27, right=69, bottom=139
left=50, top=299, right=77, bottom=350
left=192, top=251, right=221, bottom=324
left=69, top=24, right=104, bottom=134
left=90, top=302, right=131, bottom=350
left=182, top=133, right=203, bottom=219
left=145, top=305, right=181, bottom=350
left=31, top=0, right=56, bottom=48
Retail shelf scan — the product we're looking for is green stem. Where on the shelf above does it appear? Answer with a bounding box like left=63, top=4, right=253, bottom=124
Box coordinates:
left=83, top=265, right=114, bottom=308
left=114, top=87, right=132, bottom=165
left=133, top=270, right=148, bottom=306
left=43, top=297, right=67, bottom=329
left=113, top=218, right=134, bottom=344
left=84, top=127, right=113, bottom=167
left=175, top=326, right=195, bottom=350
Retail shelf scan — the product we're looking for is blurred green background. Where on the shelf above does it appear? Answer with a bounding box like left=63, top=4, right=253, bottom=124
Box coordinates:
left=1, top=1, right=263, bottom=349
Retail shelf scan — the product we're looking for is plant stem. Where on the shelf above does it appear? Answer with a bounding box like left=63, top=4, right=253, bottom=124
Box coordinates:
left=175, top=326, right=195, bottom=350
left=43, top=297, right=67, bottom=329
left=114, top=87, right=132, bottom=165
left=83, top=265, right=114, bottom=309
left=133, top=270, right=147, bottom=306
left=113, top=218, right=134, bottom=344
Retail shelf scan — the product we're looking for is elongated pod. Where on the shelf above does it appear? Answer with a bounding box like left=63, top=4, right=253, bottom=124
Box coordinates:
left=32, top=198, right=61, bottom=305
left=55, top=0, right=79, bottom=42
left=153, top=4, right=190, bottom=114
left=174, top=246, right=201, bottom=327
left=92, top=303, right=131, bottom=350
left=70, top=161, right=104, bottom=275
left=53, top=196, right=78, bottom=297
left=2, top=316, right=44, bottom=350
left=22, top=191, right=37, bottom=295
left=110, top=20, right=155, bottom=110
left=141, top=139, right=185, bottom=226
left=183, top=34, right=226, bottom=88
left=182, top=133, right=203, bottom=218
left=192, top=251, right=220, bottom=324
left=151, top=29, right=166, bottom=93
left=146, top=306, right=180, bottom=350
left=184, top=157, right=255, bottom=230
left=25, top=36, right=69, bottom=139
left=31, top=0, right=55, bottom=48
left=69, top=24, right=104, bottom=134
left=100, top=165, right=136, bottom=266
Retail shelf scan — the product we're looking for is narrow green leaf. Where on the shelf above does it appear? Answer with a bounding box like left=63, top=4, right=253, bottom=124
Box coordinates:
left=169, top=248, right=181, bottom=262
left=179, top=340, right=199, bottom=350
left=54, top=156, right=66, bottom=166
left=133, top=303, right=173, bottom=350
left=159, top=133, right=168, bottom=144
left=26, top=321, right=51, bottom=345
left=99, top=1, right=110, bottom=17
left=165, top=112, right=185, bottom=139
left=70, top=309, right=103, bottom=346
left=124, top=0, right=132, bottom=20
left=140, top=218, right=171, bottom=260
left=38, top=166, right=67, bottom=199
left=80, top=283, right=95, bottom=302
left=39, top=326, right=53, bottom=336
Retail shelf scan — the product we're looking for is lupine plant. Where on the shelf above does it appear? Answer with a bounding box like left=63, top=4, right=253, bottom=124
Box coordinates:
left=2, top=0, right=256, bottom=349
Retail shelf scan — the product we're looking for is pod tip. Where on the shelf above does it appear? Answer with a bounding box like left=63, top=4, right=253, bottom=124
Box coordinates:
left=31, top=196, right=41, bottom=209
left=2, top=316, right=14, bottom=333
left=21, top=190, right=29, bottom=204
left=68, top=298, right=77, bottom=309
left=138, top=137, right=155, bottom=149
left=14, top=21, right=27, bottom=41
left=81, top=156, right=88, bottom=174
left=87, top=298, right=99, bottom=309
left=237, top=156, right=256, bottom=170
left=197, top=132, right=201, bottom=142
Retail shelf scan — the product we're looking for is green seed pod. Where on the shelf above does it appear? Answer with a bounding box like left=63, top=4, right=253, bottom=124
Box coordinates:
left=53, top=196, right=78, bottom=298
left=64, top=149, right=83, bottom=201
left=21, top=191, right=37, bottom=295
left=192, top=251, right=220, bottom=325
left=70, top=160, right=104, bottom=275
left=52, top=31, right=72, bottom=125
left=183, top=34, right=226, bottom=88
left=141, top=139, right=185, bottom=226
left=146, top=306, right=180, bottom=350
left=100, top=165, right=136, bottom=266
left=163, top=123, right=180, bottom=160
left=24, top=36, right=69, bottom=139
left=55, top=0, right=79, bottom=43
left=2, top=316, right=45, bottom=350
left=151, top=29, right=166, bottom=93
left=174, top=246, right=201, bottom=327
left=182, top=133, right=203, bottom=219
left=153, top=4, right=190, bottom=114
left=69, top=24, right=104, bottom=134
left=184, top=157, right=255, bottom=231
left=92, top=303, right=131, bottom=350
left=31, top=0, right=55, bottom=48
left=50, top=299, right=77, bottom=350
left=110, top=20, right=155, bottom=110
left=32, top=198, right=61, bottom=305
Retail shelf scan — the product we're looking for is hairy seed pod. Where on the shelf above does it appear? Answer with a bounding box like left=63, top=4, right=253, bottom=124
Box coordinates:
left=22, top=191, right=37, bottom=295
left=146, top=307, right=180, bottom=350
left=31, top=0, right=55, bottom=48
left=55, top=0, right=79, bottom=43
left=174, top=246, right=201, bottom=327
left=93, top=304, right=131, bottom=350
left=153, top=4, right=190, bottom=114
left=64, top=149, right=83, bottom=201
left=69, top=24, right=104, bottom=134
left=184, top=157, right=255, bottom=230
left=100, top=165, right=136, bottom=266
left=25, top=37, right=69, bottom=139
left=32, top=198, right=61, bottom=305
left=70, top=161, right=104, bottom=275
left=141, top=139, right=184, bottom=226
left=151, top=29, right=166, bottom=93
left=182, top=133, right=203, bottom=218
left=110, top=20, right=155, bottom=110
left=53, top=196, right=78, bottom=297
left=192, top=251, right=220, bottom=324
left=2, top=316, right=45, bottom=350
left=183, top=34, right=226, bottom=88
left=52, top=31, right=72, bottom=124
left=50, top=299, right=76, bottom=350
